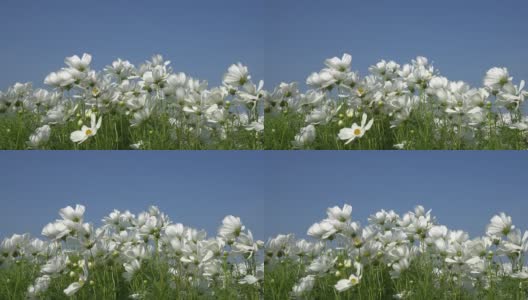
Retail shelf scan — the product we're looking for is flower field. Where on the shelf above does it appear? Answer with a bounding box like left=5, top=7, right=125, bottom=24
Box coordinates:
left=0, top=54, right=263, bottom=150
left=0, top=205, right=263, bottom=299
left=2, top=203, right=527, bottom=299
left=265, top=204, right=528, bottom=299
left=1, top=53, right=527, bottom=150
left=265, top=54, right=528, bottom=149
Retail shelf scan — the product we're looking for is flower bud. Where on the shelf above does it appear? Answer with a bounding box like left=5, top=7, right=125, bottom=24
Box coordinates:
left=344, top=259, right=352, bottom=268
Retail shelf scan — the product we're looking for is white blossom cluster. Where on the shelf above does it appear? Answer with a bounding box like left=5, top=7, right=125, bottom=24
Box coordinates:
left=266, top=204, right=528, bottom=298
left=266, top=54, right=528, bottom=148
left=0, top=54, right=264, bottom=148
left=0, top=205, right=264, bottom=298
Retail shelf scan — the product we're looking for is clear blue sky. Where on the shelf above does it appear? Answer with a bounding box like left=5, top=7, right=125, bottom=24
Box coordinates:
left=0, top=0, right=266, bottom=89
left=265, top=0, right=528, bottom=88
left=0, top=152, right=266, bottom=240
left=260, top=151, right=528, bottom=239
left=0, top=151, right=527, bottom=241
left=1, top=0, right=527, bottom=90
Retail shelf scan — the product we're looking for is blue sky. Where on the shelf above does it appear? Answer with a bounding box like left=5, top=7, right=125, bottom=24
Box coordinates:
left=260, top=151, right=528, bottom=239
left=1, top=0, right=527, bottom=90
left=0, top=0, right=266, bottom=89
left=0, top=152, right=266, bottom=239
left=0, top=151, right=527, bottom=241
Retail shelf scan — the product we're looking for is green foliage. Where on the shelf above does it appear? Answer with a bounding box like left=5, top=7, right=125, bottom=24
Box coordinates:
left=265, top=104, right=528, bottom=150
left=264, top=258, right=528, bottom=300
left=0, top=258, right=260, bottom=300
left=0, top=112, right=262, bottom=150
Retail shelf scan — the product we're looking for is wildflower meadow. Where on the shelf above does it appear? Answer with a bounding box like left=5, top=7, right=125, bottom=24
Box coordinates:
left=265, top=204, right=528, bottom=299
left=0, top=205, right=263, bottom=299
left=0, top=54, right=264, bottom=150
left=265, top=54, right=528, bottom=150
left=2, top=53, right=527, bottom=150
left=2, top=203, right=527, bottom=299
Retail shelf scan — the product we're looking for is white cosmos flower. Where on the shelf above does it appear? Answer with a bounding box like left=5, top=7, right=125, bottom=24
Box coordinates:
left=64, top=281, right=84, bottom=296
left=334, top=275, right=359, bottom=292
left=130, top=140, right=144, bottom=150
left=497, top=229, right=528, bottom=255
left=245, top=120, right=264, bottom=132
left=59, top=204, right=85, bottom=223
left=123, top=259, right=141, bottom=281
left=44, top=69, right=75, bottom=88
left=393, top=142, right=406, bottom=150
left=335, top=262, right=362, bottom=292
left=70, top=113, right=102, bottom=144
left=292, top=124, right=316, bottom=148
left=390, top=258, right=410, bottom=278
left=306, top=70, right=336, bottom=89
left=27, top=275, right=51, bottom=298
left=483, top=67, right=511, bottom=90
left=142, top=65, right=168, bottom=89
left=223, top=63, right=250, bottom=87
left=338, top=113, right=374, bottom=144
left=239, top=275, right=259, bottom=285
left=327, top=204, right=352, bottom=223
left=325, top=53, right=352, bottom=72
left=65, top=53, right=92, bottom=72
left=130, top=104, right=154, bottom=127
left=307, top=220, right=337, bottom=240
left=308, top=255, right=335, bottom=273
left=292, top=275, right=316, bottom=297
left=27, top=125, right=51, bottom=148
left=486, top=212, right=514, bottom=237
left=42, top=221, right=70, bottom=240
left=219, top=215, right=245, bottom=241
left=41, top=255, right=68, bottom=274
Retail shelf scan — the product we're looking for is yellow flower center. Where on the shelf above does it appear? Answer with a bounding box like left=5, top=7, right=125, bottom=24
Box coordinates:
left=354, top=128, right=362, bottom=135
left=85, top=129, right=93, bottom=136
left=350, top=276, right=358, bottom=285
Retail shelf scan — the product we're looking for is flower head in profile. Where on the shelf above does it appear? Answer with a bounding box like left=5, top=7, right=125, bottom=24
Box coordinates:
left=27, top=275, right=51, bottom=298
left=42, top=221, right=70, bottom=241
left=306, top=70, right=336, bottom=89
left=223, top=63, right=250, bottom=87
left=338, top=113, right=374, bottom=144
left=27, top=125, right=51, bottom=148
left=327, top=204, right=352, bottom=223
left=292, top=275, right=316, bottom=297
left=335, top=262, right=362, bottom=292
left=486, top=212, right=514, bottom=237
left=65, top=53, right=92, bottom=72
left=307, top=220, right=337, bottom=240
left=325, top=53, right=352, bottom=72
left=292, top=124, right=316, bottom=148
left=245, top=120, right=264, bottom=132
left=59, top=205, right=86, bottom=223
left=70, top=113, right=102, bottom=144
left=483, top=67, right=511, bottom=91
left=44, top=70, right=75, bottom=88
left=219, top=215, right=245, bottom=241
